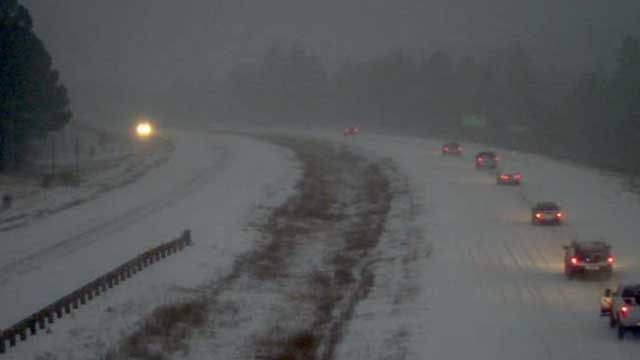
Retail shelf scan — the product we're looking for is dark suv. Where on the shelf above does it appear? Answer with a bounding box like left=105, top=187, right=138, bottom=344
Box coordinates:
left=563, top=241, right=614, bottom=279
left=475, top=151, right=498, bottom=169
left=531, top=202, right=564, bottom=225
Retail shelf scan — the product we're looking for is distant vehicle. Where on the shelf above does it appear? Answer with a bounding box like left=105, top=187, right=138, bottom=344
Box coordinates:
left=475, top=151, right=498, bottom=169
left=343, top=126, right=360, bottom=136
left=563, top=241, right=613, bottom=279
left=441, top=142, right=462, bottom=155
left=601, top=283, right=640, bottom=339
left=531, top=202, right=564, bottom=225
left=496, top=172, right=522, bottom=185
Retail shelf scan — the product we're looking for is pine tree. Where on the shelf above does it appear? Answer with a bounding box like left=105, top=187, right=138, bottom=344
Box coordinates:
left=0, top=0, right=71, bottom=170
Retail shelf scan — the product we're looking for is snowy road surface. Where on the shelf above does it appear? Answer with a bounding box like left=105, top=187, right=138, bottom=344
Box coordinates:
left=2, top=128, right=640, bottom=359
left=334, top=133, right=640, bottom=359
left=0, top=131, right=299, bottom=339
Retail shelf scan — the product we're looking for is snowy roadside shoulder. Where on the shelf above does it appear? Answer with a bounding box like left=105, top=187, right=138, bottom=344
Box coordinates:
left=1, top=133, right=300, bottom=360
left=0, top=138, right=175, bottom=231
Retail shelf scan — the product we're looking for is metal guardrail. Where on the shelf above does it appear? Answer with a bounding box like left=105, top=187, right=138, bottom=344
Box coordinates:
left=0, top=230, right=192, bottom=354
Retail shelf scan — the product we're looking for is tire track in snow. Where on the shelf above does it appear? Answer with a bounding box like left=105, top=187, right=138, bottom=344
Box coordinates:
left=0, top=144, right=231, bottom=286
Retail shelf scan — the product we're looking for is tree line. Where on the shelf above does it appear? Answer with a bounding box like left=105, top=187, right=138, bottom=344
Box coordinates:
left=217, top=38, right=640, bottom=176
left=0, top=0, right=71, bottom=171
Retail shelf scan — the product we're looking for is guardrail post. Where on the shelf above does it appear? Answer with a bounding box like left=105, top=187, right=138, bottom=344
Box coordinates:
left=8, top=332, right=16, bottom=347
left=0, top=337, right=5, bottom=353
left=18, top=328, right=26, bottom=341
left=38, top=315, right=46, bottom=329
left=47, top=311, right=54, bottom=324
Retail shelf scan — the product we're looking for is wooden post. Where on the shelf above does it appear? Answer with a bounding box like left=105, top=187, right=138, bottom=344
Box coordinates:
left=184, top=229, right=192, bottom=245
left=29, top=319, right=36, bottom=335
left=74, top=138, right=80, bottom=173
left=51, top=136, right=56, bottom=177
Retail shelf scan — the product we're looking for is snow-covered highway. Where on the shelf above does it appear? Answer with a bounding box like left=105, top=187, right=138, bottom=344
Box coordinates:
left=2, top=128, right=640, bottom=359
left=335, top=132, right=640, bottom=359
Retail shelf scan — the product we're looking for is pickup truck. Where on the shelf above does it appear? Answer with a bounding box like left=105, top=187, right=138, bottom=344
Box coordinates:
left=601, top=283, right=640, bottom=339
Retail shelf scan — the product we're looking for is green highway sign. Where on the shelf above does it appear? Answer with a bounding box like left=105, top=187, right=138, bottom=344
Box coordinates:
left=462, top=114, right=487, bottom=128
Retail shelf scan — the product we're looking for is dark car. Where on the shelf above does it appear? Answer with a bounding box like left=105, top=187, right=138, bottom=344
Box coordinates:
left=531, top=202, right=564, bottom=225
left=563, top=241, right=613, bottom=279
left=475, top=151, right=498, bottom=169
left=496, top=172, right=522, bottom=185
left=441, top=142, right=462, bottom=155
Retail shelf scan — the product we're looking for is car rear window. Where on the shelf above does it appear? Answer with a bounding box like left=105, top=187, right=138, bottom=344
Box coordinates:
left=537, top=204, right=559, bottom=210
left=621, top=285, right=640, bottom=298
left=575, top=250, right=608, bottom=260
left=478, top=153, right=496, bottom=158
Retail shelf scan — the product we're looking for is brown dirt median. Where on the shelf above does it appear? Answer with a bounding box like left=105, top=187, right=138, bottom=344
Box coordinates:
left=106, top=135, right=394, bottom=360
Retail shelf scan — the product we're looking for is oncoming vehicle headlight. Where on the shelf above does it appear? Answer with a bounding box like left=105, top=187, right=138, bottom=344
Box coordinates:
left=136, top=122, right=153, bottom=138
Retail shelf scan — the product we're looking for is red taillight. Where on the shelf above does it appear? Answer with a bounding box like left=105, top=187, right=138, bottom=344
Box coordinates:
left=477, top=158, right=484, bottom=162
left=607, top=256, right=615, bottom=264
left=621, top=306, right=630, bottom=317
left=571, top=257, right=579, bottom=265
left=514, top=174, right=522, bottom=179
left=556, top=212, right=563, bottom=218
left=500, top=175, right=509, bottom=180
left=535, top=213, right=543, bottom=219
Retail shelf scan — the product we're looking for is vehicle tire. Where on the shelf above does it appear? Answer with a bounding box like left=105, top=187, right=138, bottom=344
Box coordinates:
left=566, top=271, right=574, bottom=280
left=564, top=266, right=572, bottom=279
left=618, top=326, right=625, bottom=340
left=604, top=269, right=613, bottom=280
left=610, top=314, right=617, bottom=328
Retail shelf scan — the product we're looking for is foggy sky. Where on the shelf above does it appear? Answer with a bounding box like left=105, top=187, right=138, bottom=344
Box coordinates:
left=20, top=0, right=640, bottom=124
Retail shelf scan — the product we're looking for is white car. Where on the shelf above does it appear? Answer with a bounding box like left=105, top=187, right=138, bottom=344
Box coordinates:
left=601, top=283, right=640, bottom=339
